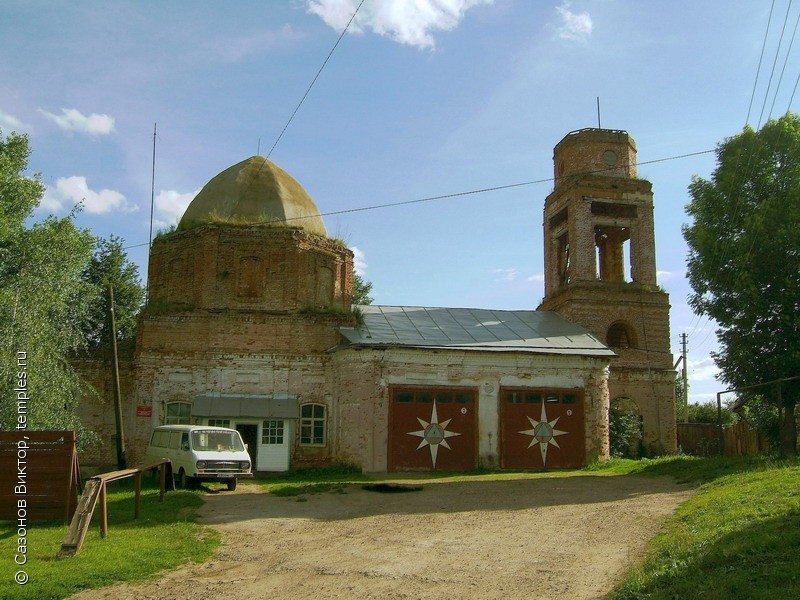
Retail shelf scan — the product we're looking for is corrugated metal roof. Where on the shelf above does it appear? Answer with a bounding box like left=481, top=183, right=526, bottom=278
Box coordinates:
left=338, top=306, right=615, bottom=357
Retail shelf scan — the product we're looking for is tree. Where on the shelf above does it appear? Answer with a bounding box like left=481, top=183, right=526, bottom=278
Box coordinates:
left=353, top=273, right=374, bottom=305
left=0, top=130, right=97, bottom=438
left=683, top=113, right=800, bottom=456
left=81, top=235, right=144, bottom=352
left=675, top=376, right=688, bottom=422
left=608, top=405, right=642, bottom=458
left=687, top=401, right=736, bottom=426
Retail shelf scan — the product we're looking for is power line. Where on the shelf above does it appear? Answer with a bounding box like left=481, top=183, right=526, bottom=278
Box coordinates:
left=267, top=149, right=716, bottom=226
left=747, top=0, right=776, bottom=126
left=265, top=0, right=366, bottom=159
left=757, top=0, right=794, bottom=127
left=685, top=2, right=791, bottom=342
left=122, top=147, right=714, bottom=251
left=232, top=0, right=366, bottom=222
left=769, top=1, right=800, bottom=118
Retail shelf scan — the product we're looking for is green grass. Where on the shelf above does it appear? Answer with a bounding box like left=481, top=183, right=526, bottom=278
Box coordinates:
left=7, top=457, right=796, bottom=599
left=583, top=453, right=778, bottom=483
left=0, top=480, right=218, bottom=600
left=258, top=463, right=370, bottom=497
left=586, top=455, right=800, bottom=599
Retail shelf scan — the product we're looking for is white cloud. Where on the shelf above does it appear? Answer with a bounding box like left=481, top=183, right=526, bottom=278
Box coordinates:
left=41, top=176, right=136, bottom=215
left=657, top=269, right=686, bottom=283
left=39, top=108, right=115, bottom=135
left=306, top=0, right=495, bottom=49
left=555, top=1, right=592, bottom=41
left=0, top=109, right=28, bottom=131
left=492, top=268, right=518, bottom=282
left=152, top=188, right=199, bottom=229
left=527, top=273, right=545, bottom=282
left=687, top=356, right=720, bottom=383
left=208, top=24, right=306, bottom=62
left=350, top=245, right=367, bottom=275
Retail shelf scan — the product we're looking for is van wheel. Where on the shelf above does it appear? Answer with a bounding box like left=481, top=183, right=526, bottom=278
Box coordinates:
left=226, top=478, right=238, bottom=491
left=177, top=468, right=187, bottom=489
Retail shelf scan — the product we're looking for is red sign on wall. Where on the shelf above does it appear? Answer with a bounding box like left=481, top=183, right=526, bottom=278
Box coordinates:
left=136, top=405, right=152, bottom=417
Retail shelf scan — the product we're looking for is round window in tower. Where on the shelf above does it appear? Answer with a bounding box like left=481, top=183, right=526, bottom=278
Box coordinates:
left=602, top=150, right=618, bottom=166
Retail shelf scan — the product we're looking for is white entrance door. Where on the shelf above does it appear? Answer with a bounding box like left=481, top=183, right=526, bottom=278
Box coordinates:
left=258, top=419, right=290, bottom=471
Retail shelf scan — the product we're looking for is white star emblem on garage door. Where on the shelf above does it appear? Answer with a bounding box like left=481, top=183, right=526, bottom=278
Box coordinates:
left=407, top=402, right=461, bottom=468
left=519, top=403, right=568, bottom=466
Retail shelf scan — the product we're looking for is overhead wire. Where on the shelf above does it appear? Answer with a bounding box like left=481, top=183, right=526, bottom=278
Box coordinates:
left=266, top=0, right=367, bottom=160
left=235, top=0, right=367, bottom=205
left=121, top=148, right=715, bottom=251
left=685, top=0, right=787, bottom=343
left=686, top=0, right=800, bottom=362
left=757, top=0, right=795, bottom=127
left=768, top=0, right=800, bottom=118
left=747, top=0, right=776, bottom=126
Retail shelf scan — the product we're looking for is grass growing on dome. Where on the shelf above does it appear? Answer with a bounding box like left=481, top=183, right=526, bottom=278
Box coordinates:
left=153, top=223, right=178, bottom=239
left=205, top=209, right=292, bottom=227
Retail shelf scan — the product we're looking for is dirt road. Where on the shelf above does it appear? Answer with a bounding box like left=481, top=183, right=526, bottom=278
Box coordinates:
left=69, top=474, right=691, bottom=600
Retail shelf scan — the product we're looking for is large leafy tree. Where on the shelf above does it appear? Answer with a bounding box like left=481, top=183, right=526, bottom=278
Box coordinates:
left=81, top=235, right=144, bottom=352
left=0, top=131, right=97, bottom=435
left=683, top=113, right=800, bottom=455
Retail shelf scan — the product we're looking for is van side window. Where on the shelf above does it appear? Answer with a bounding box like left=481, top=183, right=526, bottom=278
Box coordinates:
left=151, top=431, right=169, bottom=447
left=169, top=431, right=182, bottom=449
left=181, top=433, right=190, bottom=450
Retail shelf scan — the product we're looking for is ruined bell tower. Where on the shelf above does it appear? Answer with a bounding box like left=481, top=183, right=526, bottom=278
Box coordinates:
left=538, top=128, right=677, bottom=453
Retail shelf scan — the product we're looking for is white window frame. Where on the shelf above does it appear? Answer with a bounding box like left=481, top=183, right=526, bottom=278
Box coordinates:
left=300, top=404, right=326, bottom=446
left=261, top=419, right=285, bottom=445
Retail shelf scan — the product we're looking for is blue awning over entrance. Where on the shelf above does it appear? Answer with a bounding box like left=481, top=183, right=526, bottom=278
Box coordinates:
left=191, top=394, right=300, bottom=419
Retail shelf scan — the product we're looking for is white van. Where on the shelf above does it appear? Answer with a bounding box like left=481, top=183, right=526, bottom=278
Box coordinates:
left=144, top=425, right=253, bottom=491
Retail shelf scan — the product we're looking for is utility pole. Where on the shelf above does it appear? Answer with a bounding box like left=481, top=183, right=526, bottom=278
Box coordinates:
left=681, top=333, right=689, bottom=423
left=109, top=284, right=127, bottom=470
left=673, top=333, right=689, bottom=423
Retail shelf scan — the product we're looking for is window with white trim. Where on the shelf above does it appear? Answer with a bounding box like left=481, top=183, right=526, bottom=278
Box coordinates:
left=300, top=404, right=326, bottom=446
left=165, top=401, right=191, bottom=425
left=262, top=420, right=284, bottom=444
left=208, top=419, right=231, bottom=428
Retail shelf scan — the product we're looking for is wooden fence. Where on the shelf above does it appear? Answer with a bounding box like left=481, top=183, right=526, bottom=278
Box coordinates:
left=0, top=431, right=80, bottom=522
left=59, top=460, right=173, bottom=558
left=677, top=422, right=770, bottom=456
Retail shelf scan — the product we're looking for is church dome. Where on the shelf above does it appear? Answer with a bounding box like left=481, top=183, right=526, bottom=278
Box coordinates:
left=178, top=156, right=327, bottom=237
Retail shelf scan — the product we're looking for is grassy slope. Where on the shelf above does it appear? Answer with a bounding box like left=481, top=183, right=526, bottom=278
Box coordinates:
left=0, top=483, right=218, bottom=600
left=586, top=456, right=800, bottom=600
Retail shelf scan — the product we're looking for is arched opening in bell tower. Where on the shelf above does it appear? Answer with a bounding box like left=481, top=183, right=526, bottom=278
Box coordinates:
left=591, top=199, right=638, bottom=284
left=595, top=226, right=631, bottom=283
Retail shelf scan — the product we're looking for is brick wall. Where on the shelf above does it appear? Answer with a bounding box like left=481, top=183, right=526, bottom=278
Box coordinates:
left=147, top=225, right=353, bottom=313
left=331, top=347, right=611, bottom=471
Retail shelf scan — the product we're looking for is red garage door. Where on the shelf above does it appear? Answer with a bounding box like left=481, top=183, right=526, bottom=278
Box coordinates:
left=389, top=387, right=477, bottom=472
left=500, top=388, right=585, bottom=469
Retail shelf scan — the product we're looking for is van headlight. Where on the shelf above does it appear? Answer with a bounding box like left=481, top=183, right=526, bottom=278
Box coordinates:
left=240, top=461, right=250, bottom=471
left=196, top=461, right=207, bottom=470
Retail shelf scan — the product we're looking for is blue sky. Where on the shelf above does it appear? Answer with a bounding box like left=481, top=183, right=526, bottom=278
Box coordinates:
left=1, top=0, right=797, bottom=406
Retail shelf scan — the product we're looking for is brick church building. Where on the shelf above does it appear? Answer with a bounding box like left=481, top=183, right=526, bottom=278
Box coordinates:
left=77, top=128, right=677, bottom=472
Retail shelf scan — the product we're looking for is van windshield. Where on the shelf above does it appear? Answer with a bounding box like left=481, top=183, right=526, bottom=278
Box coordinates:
left=191, top=430, right=245, bottom=452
